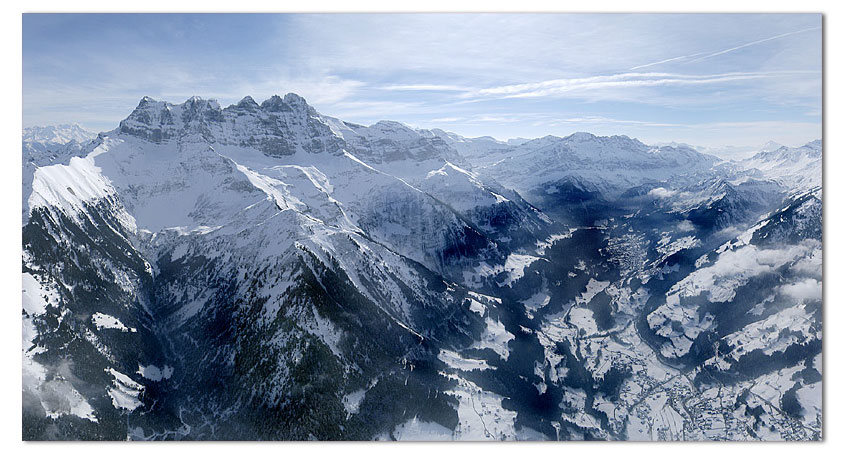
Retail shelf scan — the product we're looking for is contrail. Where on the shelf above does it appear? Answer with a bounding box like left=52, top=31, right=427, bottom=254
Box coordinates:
left=686, top=26, right=821, bottom=63
left=630, top=53, right=706, bottom=71
left=630, top=26, right=821, bottom=70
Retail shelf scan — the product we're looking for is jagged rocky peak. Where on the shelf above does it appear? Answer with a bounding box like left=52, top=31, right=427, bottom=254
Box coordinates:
left=184, top=95, right=223, bottom=112
left=116, top=93, right=345, bottom=156
left=259, top=93, right=316, bottom=115
left=118, top=95, right=216, bottom=143
left=118, top=97, right=175, bottom=142
left=125, top=95, right=221, bottom=126
left=122, top=93, right=317, bottom=130
left=232, top=95, right=260, bottom=111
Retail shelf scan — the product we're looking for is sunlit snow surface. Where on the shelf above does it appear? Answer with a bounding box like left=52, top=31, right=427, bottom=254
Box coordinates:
left=106, top=368, right=144, bottom=411
left=92, top=313, right=137, bottom=332
left=22, top=273, right=98, bottom=423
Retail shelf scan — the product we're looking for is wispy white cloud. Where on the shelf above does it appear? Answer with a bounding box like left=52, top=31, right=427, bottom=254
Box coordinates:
left=649, top=187, right=677, bottom=198
left=546, top=115, right=679, bottom=128
left=232, top=75, right=366, bottom=106
left=324, top=100, right=431, bottom=122
left=470, top=115, right=523, bottom=123
left=779, top=278, right=822, bottom=302
left=379, top=84, right=470, bottom=92
left=466, top=71, right=812, bottom=100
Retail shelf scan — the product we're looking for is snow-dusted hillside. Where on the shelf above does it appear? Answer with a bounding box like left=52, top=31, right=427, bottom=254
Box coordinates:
left=22, top=130, right=96, bottom=224
left=740, top=140, right=822, bottom=191
left=22, top=94, right=822, bottom=441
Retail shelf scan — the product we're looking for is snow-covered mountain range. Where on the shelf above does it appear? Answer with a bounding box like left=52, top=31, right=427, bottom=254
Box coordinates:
left=740, top=140, right=822, bottom=191
left=22, top=94, right=822, bottom=441
left=23, top=124, right=96, bottom=145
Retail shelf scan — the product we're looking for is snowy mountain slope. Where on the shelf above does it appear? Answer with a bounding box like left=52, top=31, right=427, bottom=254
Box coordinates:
left=142, top=206, right=493, bottom=439
left=655, top=140, right=783, bottom=161
left=472, top=132, right=721, bottom=198
left=22, top=94, right=822, bottom=441
left=22, top=139, right=93, bottom=224
left=427, top=129, right=514, bottom=166
left=22, top=96, right=523, bottom=439
left=314, top=119, right=555, bottom=254
left=638, top=189, right=821, bottom=433
left=432, top=132, right=727, bottom=227
left=328, top=119, right=466, bottom=166
left=23, top=193, right=169, bottom=439
left=740, top=140, right=822, bottom=191
left=140, top=98, right=524, bottom=272
left=22, top=124, right=103, bottom=223
left=641, top=177, right=786, bottom=232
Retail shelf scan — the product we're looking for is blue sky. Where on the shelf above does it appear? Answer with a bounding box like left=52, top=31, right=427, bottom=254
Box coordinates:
left=23, top=13, right=821, bottom=148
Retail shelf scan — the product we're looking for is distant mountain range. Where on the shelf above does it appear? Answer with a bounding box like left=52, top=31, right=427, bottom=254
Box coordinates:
left=23, top=124, right=96, bottom=145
